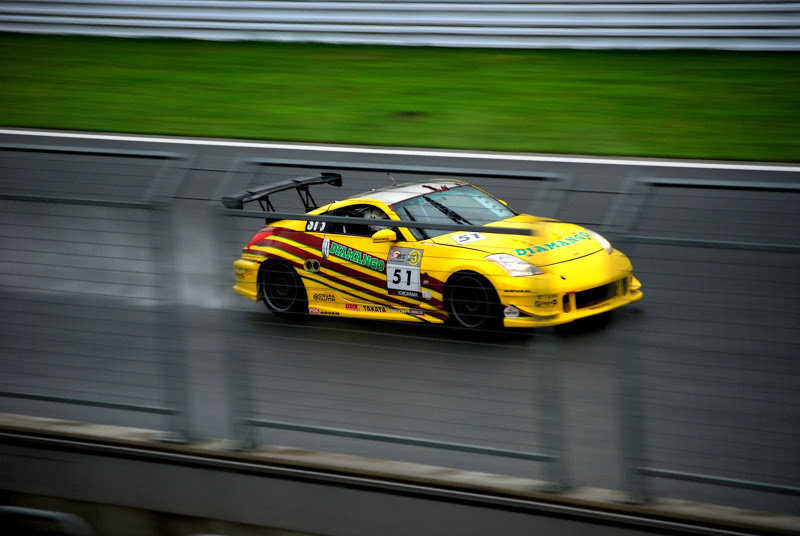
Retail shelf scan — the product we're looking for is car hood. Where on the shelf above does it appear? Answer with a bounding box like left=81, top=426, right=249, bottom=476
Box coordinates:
left=429, top=215, right=604, bottom=267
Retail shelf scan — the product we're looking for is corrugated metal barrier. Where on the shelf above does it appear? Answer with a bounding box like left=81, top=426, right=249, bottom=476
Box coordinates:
left=0, top=0, right=799, bottom=50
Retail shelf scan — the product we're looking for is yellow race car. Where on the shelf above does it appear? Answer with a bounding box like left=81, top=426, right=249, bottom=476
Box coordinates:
left=223, top=173, right=642, bottom=329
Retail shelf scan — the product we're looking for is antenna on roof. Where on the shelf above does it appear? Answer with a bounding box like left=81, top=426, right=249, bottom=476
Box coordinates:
left=387, top=173, right=397, bottom=187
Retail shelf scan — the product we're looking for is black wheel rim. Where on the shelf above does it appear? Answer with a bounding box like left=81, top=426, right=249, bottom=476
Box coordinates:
left=450, top=276, right=491, bottom=329
left=262, top=264, right=299, bottom=313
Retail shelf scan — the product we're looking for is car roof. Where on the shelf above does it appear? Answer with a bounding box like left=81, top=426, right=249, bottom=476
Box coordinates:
left=349, top=179, right=470, bottom=205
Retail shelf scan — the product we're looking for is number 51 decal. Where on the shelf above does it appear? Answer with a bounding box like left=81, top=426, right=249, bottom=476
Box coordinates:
left=452, top=232, right=487, bottom=245
left=387, top=247, right=423, bottom=293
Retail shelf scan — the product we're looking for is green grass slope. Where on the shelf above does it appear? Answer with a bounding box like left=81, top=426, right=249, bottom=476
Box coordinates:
left=1, top=34, right=798, bottom=161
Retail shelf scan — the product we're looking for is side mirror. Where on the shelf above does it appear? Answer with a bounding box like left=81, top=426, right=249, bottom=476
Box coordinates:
left=371, top=228, right=397, bottom=243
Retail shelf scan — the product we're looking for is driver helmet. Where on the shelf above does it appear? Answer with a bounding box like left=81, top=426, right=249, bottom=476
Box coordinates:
left=364, top=207, right=390, bottom=232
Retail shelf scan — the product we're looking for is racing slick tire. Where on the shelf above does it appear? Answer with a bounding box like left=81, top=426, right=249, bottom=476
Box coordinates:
left=258, top=260, right=308, bottom=317
left=446, top=272, right=503, bottom=330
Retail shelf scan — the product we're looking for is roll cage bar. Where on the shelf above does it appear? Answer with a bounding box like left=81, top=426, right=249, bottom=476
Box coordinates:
left=221, top=172, right=342, bottom=212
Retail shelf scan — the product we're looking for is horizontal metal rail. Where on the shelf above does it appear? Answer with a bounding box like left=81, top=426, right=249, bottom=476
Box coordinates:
left=2, top=1, right=798, bottom=50
left=0, top=143, right=192, bottom=202
left=607, top=177, right=800, bottom=241
left=220, top=207, right=536, bottom=235
left=236, top=158, right=563, bottom=182
left=0, top=391, right=175, bottom=415
left=639, top=467, right=800, bottom=497
left=246, top=418, right=556, bottom=462
left=620, top=235, right=800, bottom=253
left=641, top=178, right=800, bottom=192
left=0, top=142, right=185, bottom=161
left=0, top=192, right=159, bottom=209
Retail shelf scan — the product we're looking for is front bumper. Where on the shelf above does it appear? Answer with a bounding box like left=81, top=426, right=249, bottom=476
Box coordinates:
left=497, top=250, right=643, bottom=328
left=502, top=276, right=642, bottom=328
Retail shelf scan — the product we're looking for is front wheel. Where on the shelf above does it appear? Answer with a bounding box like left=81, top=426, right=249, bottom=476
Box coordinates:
left=258, top=261, right=307, bottom=317
left=447, top=273, right=502, bottom=330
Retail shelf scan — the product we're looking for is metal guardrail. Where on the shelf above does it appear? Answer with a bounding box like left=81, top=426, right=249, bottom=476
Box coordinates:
left=0, top=144, right=192, bottom=440
left=2, top=145, right=799, bottom=517
left=1, top=0, right=799, bottom=50
left=611, top=177, right=800, bottom=504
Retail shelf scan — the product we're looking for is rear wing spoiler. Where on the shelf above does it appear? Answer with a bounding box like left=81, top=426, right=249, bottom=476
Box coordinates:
left=221, top=172, right=342, bottom=211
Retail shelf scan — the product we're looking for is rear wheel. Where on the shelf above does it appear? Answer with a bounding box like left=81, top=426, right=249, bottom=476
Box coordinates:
left=259, top=261, right=307, bottom=316
left=447, top=273, right=502, bottom=330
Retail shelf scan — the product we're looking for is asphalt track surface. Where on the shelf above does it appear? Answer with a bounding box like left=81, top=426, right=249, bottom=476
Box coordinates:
left=1, top=129, right=798, bottom=517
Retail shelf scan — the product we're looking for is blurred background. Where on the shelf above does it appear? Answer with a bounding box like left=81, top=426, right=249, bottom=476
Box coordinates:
left=0, top=2, right=798, bottom=535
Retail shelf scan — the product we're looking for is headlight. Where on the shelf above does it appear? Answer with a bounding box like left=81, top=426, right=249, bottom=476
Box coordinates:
left=486, top=253, right=544, bottom=276
left=585, top=229, right=613, bottom=254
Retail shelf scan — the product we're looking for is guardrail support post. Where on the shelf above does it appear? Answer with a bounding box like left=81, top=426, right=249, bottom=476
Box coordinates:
left=155, top=203, right=191, bottom=443
left=539, top=327, right=568, bottom=492
left=615, top=238, right=648, bottom=504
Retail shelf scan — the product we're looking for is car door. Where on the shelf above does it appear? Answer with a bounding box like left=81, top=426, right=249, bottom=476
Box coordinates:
left=319, top=203, right=395, bottom=304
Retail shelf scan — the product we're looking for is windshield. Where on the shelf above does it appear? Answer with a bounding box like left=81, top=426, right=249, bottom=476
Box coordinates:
left=393, top=185, right=517, bottom=239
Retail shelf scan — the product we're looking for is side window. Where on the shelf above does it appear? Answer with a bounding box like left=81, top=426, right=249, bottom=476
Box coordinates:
left=326, top=204, right=390, bottom=237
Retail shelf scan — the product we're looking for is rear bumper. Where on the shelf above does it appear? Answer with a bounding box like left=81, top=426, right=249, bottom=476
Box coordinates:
left=233, top=259, right=261, bottom=301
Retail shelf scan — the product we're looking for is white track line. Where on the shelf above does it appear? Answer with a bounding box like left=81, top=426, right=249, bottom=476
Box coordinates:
left=1, top=128, right=798, bottom=173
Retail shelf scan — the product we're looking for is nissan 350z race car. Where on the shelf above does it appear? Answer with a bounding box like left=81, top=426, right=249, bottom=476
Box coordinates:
left=223, top=173, right=642, bottom=329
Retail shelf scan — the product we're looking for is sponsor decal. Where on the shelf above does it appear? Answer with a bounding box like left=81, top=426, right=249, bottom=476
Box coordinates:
left=320, top=311, right=340, bottom=316
left=323, top=239, right=386, bottom=272
left=535, top=294, right=559, bottom=308
left=514, top=231, right=592, bottom=256
left=309, top=307, right=320, bottom=315
left=392, top=290, right=422, bottom=298
left=503, top=306, right=520, bottom=319
left=345, top=304, right=359, bottom=311
left=363, top=305, right=387, bottom=313
left=234, top=266, right=253, bottom=280
left=422, top=290, right=432, bottom=301
left=387, top=308, right=406, bottom=314
left=313, top=293, right=335, bottom=302
left=410, top=308, right=425, bottom=316
left=503, top=289, right=532, bottom=294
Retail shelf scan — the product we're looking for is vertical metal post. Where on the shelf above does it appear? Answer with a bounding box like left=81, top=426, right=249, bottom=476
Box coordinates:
left=538, top=327, right=567, bottom=492
left=217, top=209, right=257, bottom=450
left=154, top=203, right=191, bottom=442
left=227, top=335, right=257, bottom=450
left=616, top=239, right=648, bottom=503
